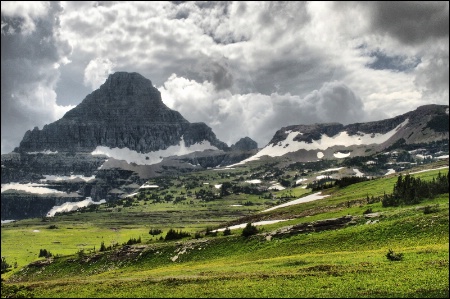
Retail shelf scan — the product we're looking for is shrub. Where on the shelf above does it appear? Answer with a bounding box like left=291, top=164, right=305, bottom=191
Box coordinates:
left=165, top=229, right=191, bottom=241
left=423, top=204, right=439, bottom=214
left=149, top=228, right=163, bottom=236
left=242, top=223, right=258, bottom=237
left=223, top=227, right=232, bottom=236
left=1, top=257, right=11, bottom=273
left=205, top=227, right=217, bottom=237
left=38, top=249, right=52, bottom=258
left=386, top=249, right=403, bottom=261
left=123, top=236, right=142, bottom=246
left=99, top=241, right=107, bottom=252
left=363, top=208, right=373, bottom=215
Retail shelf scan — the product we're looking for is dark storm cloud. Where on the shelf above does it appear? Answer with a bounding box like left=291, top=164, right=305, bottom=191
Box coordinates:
left=2, top=1, right=447, bottom=153
left=1, top=2, right=73, bottom=154
left=364, top=1, right=449, bottom=45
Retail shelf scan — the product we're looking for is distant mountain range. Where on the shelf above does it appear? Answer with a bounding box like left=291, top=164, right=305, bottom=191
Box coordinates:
left=1, top=72, right=448, bottom=220
left=235, top=104, right=449, bottom=165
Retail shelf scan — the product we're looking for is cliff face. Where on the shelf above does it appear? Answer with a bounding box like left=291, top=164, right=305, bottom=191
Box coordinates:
left=17, top=72, right=228, bottom=153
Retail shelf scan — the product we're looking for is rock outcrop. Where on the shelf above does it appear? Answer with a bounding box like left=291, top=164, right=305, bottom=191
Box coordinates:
left=231, top=137, right=258, bottom=151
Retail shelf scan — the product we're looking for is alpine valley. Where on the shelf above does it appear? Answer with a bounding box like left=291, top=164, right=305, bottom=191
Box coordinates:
left=1, top=72, right=448, bottom=220
left=1, top=72, right=449, bottom=298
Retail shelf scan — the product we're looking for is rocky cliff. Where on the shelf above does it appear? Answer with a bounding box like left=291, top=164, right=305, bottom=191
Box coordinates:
left=17, top=72, right=228, bottom=153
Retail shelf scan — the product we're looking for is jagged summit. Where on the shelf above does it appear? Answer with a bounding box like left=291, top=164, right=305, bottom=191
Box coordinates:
left=62, top=72, right=186, bottom=125
left=17, top=72, right=228, bottom=153
left=231, top=137, right=258, bottom=151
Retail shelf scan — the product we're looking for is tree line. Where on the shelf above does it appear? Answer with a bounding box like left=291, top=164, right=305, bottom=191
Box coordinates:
left=382, top=171, right=449, bottom=207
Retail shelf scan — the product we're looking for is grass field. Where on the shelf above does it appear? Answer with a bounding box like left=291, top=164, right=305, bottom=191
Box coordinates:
left=1, top=162, right=448, bottom=298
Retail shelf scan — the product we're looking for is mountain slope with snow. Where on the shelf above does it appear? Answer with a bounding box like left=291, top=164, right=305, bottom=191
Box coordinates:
left=232, top=104, right=449, bottom=165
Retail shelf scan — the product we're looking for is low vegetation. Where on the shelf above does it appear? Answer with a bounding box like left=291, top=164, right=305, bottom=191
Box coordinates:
left=1, top=160, right=448, bottom=298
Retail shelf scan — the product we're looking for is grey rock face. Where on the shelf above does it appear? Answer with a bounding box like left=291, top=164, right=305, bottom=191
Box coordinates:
left=17, top=72, right=228, bottom=153
left=231, top=137, right=258, bottom=151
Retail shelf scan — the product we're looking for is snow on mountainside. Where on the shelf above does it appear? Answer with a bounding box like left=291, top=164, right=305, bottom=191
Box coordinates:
left=91, top=137, right=219, bottom=165
left=229, top=104, right=449, bottom=166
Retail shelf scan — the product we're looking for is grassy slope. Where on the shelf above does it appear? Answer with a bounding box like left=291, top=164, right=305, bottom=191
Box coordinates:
left=1, top=164, right=449, bottom=298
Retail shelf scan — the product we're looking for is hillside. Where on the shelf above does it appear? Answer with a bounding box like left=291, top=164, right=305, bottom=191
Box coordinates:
left=1, top=160, right=448, bottom=298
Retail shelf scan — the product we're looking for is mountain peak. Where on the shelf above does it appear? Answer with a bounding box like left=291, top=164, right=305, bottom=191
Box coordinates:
left=17, top=72, right=228, bottom=153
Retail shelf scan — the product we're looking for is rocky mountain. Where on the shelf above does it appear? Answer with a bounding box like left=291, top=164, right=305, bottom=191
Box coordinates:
left=2, top=71, right=448, bottom=221
left=238, top=104, right=449, bottom=164
left=17, top=72, right=228, bottom=154
left=231, top=137, right=258, bottom=151
left=1, top=72, right=257, bottom=220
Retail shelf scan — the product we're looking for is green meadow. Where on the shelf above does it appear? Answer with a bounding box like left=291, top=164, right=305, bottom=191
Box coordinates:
left=1, top=162, right=448, bottom=298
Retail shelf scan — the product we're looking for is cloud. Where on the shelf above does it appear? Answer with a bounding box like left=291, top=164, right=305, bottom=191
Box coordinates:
left=1, top=2, right=73, bottom=154
left=159, top=75, right=368, bottom=147
left=1, top=1, right=50, bottom=34
left=83, top=58, right=115, bottom=90
left=1, top=1, right=448, bottom=154
left=364, top=1, right=449, bottom=45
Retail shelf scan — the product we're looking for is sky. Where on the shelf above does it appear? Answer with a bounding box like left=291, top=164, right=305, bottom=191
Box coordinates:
left=1, top=1, right=449, bottom=154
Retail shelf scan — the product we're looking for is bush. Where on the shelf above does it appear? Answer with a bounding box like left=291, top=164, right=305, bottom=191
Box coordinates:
left=149, top=228, right=163, bottom=236
left=38, top=249, right=52, bottom=258
left=423, top=204, right=439, bottom=214
left=1, top=282, right=35, bottom=298
left=1, top=257, right=11, bottom=273
left=165, top=229, right=191, bottom=241
left=363, top=208, right=373, bottom=215
left=242, top=223, right=258, bottom=238
left=99, top=241, right=107, bottom=252
left=223, top=227, right=232, bottom=236
left=386, top=249, right=403, bottom=261
left=123, top=236, right=142, bottom=246
left=205, top=227, right=217, bottom=237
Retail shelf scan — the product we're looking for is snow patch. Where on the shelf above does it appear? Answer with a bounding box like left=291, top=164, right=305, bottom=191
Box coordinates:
left=232, top=119, right=409, bottom=165
left=261, top=192, right=329, bottom=212
left=353, top=168, right=364, bottom=177
left=91, top=136, right=218, bottom=165
left=40, top=175, right=96, bottom=182
left=245, top=179, right=261, bottom=184
left=317, top=152, right=324, bottom=159
left=319, top=167, right=344, bottom=173
left=27, top=150, right=58, bottom=155
left=295, top=178, right=307, bottom=185
left=214, top=184, right=222, bottom=189
left=1, top=220, right=15, bottom=224
left=334, top=152, right=351, bottom=158
left=46, top=198, right=106, bottom=217
left=125, top=192, right=139, bottom=198
left=139, top=184, right=159, bottom=189
left=436, top=155, right=449, bottom=159
left=268, top=184, right=285, bottom=190
left=415, top=154, right=433, bottom=159
left=385, top=169, right=396, bottom=175
left=1, top=183, right=64, bottom=194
